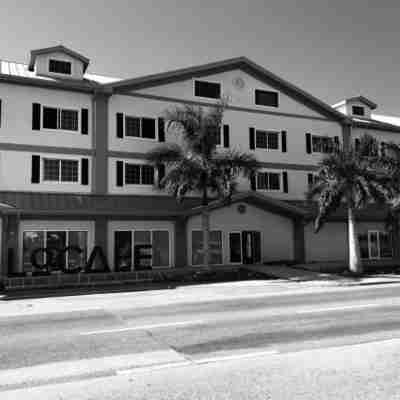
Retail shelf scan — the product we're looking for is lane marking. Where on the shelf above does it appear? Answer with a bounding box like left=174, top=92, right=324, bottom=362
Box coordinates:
left=195, top=349, right=279, bottom=365
left=81, top=320, right=206, bottom=335
left=117, top=361, right=192, bottom=375
left=295, top=303, right=396, bottom=314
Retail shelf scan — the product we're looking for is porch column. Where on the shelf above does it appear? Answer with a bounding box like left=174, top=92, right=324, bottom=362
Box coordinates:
left=174, top=217, right=187, bottom=268
left=1, top=213, right=20, bottom=277
left=293, top=217, right=306, bottom=264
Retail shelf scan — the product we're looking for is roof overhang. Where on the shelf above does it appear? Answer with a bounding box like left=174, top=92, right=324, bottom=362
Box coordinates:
left=28, top=45, right=90, bottom=72
left=183, top=191, right=309, bottom=220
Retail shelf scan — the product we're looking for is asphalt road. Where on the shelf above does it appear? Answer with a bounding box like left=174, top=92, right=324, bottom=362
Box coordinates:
left=1, top=282, right=400, bottom=398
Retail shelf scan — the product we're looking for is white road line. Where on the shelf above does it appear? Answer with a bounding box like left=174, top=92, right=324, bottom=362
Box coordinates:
left=80, top=320, right=206, bottom=335
left=195, top=349, right=279, bottom=365
left=117, top=361, right=192, bottom=375
left=296, top=303, right=396, bottom=314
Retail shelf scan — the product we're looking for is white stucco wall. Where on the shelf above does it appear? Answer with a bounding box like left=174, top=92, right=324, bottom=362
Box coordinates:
left=0, top=82, right=92, bottom=148
left=0, top=150, right=92, bottom=193
left=107, top=220, right=175, bottom=270
left=186, top=202, right=294, bottom=265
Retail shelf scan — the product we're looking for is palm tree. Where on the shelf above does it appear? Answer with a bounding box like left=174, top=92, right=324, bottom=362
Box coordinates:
left=146, top=102, right=260, bottom=267
left=307, top=134, right=397, bottom=275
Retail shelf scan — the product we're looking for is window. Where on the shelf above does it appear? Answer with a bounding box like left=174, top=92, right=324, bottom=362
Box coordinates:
left=23, top=230, right=87, bottom=273
left=194, top=80, right=221, bottom=99
left=312, top=135, right=334, bottom=153
left=43, top=107, right=79, bottom=131
left=257, top=172, right=281, bottom=191
left=43, top=158, right=79, bottom=183
left=49, top=59, right=72, bottom=75
left=352, top=106, right=365, bottom=116
left=359, top=231, right=393, bottom=260
left=255, top=90, right=279, bottom=107
left=191, top=230, right=223, bottom=265
left=125, top=116, right=156, bottom=139
left=255, top=130, right=279, bottom=150
left=125, top=164, right=154, bottom=185
left=114, top=230, right=170, bottom=270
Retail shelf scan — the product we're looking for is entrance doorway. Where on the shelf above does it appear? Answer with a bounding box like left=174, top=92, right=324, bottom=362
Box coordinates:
left=229, top=231, right=261, bottom=264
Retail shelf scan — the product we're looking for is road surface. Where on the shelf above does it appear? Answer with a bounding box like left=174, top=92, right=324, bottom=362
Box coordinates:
left=1, top=281, right=400, bottom=398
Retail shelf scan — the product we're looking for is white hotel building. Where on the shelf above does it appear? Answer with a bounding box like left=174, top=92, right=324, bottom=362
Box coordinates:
left=0, top=45, right=399, bottom=286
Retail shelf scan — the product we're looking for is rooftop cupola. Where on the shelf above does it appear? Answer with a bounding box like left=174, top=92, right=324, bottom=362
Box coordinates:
left=332, top=96, right=377, bottom=119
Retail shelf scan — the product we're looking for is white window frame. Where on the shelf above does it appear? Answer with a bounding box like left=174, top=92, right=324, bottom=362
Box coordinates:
left=48, top=59, right=72, bottom=75
left=113, top=229, right=171, bottom=269
left=256, top=169, right=282, bottom=192
left=124, top=115, right=158, bottom=141
left=311, top=135, right=334, bottom=154
left=191, top=230, right=224, bottom=266
left=193, top=79, right=222, bottom=101
left=124, top=162, right=155, bottom=186
left=255, top=129, right=281, bottom=151
left=42, top=157, right=81, bottom=184
left=41, top=105, right=80, bottom=133
left=22, top=229, right=89, bottom=272
left=254, top=89, right=279, bottom=108
left=228, top=231, right=242, bottom=264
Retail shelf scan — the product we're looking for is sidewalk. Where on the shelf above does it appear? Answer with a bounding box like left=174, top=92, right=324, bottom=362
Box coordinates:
left=1, top=273, right=400, bottom=321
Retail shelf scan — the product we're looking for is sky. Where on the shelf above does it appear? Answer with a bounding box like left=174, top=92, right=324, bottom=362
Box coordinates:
left=1, top=0, right=400, bottom=115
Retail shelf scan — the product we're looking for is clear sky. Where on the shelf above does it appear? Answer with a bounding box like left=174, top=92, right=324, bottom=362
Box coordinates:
left=1, top=0, right=400, bottom=115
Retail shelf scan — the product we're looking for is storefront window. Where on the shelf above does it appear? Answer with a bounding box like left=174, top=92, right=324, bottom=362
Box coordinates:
left=114, top=230, right=170, bottom=270
left=23, top=231, right=44, bottom=272
left=358, top=231, right=393, bottom=260
left=191, top=230, right=222, bottom=266
left=22, top=229, right=88, bottom=273
left=114, top=231, right=132, bottom=271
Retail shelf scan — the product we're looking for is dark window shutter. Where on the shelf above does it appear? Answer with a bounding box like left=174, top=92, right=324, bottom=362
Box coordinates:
left=281, top=131, right=287, bottom=152
left=223, top=124, right=230, bottom=148
left=282, top=171, right=288, bottom=193
left=158, top=118, right=165, bottom=142
left=306, top=133, right=312, bottom=154
left=116, top=113, right=124, bottom=138
left=31, top=155, right=40, bottom=183
left=0, top=99, right=2, bottom=128
left=81, top=108, right=89, bottom=135
left=250, top=173, right=256, bottom=191
left=81, top=158, right=89, bottom=185
left=32, top=103, right=41, bottom=130
left=116, top=161, right=124, bottom=187
left=158, top=164, right=165, bottom=187
left=355, top=138, right=360, bottom=152
left=307, top=173, right=314, bottom=186
left=249, top=127, right=255, bottom=150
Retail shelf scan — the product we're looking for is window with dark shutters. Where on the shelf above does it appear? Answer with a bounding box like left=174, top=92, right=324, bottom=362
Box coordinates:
left=281, top=131, right=287, bottom=152
left=250, top=173, right=256, bottom=191
left=81, top=109, right=88, bottom=135
left=0, top=99, right=2, bottom=128
left=81, top=158, right=89, bottom=185
left=116, top=161, right=124, bottom=186
left=223, top=124, right=230, bottom=148
left=249, top=128, right=255, bottom=150
left=158, top=164, right=165, bottom=187
left=116, top=113, right=124, bottom=138
left=282, top=172, right=288, bottom=193
left=32, top=103, right=41, bottom=130
left=306, top=133, right=312, bottom=154
left=158, top=118, right=165, bottom=142
left=31, top=155, right=41, bottom=183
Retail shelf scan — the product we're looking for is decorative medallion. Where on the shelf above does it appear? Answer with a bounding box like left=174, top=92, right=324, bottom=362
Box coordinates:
left=232, top=76, right=245, bottom=90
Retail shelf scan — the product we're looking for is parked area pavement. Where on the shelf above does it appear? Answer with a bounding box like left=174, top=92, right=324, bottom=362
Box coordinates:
left=1, top=280, right=400, bottom=398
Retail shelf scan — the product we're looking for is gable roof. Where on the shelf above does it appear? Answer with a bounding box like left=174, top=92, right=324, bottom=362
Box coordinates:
left=106, top=56, right=350, bottom=123
left=183, top=191, right=308, bottom=219
left=28, top=45, right=90, bottom=72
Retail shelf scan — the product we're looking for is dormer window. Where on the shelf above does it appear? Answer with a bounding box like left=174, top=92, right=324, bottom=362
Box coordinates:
left=352, top=106, right=365, bottom=116
left=49, top=59, right=72, bottom=75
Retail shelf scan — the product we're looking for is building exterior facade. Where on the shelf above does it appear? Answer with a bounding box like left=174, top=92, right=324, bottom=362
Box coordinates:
left=0, top=45, right=399, bottom=283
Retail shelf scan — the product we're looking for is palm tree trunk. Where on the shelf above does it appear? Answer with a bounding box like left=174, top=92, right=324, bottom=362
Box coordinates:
left=348, top=206, right=363, bottom=275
